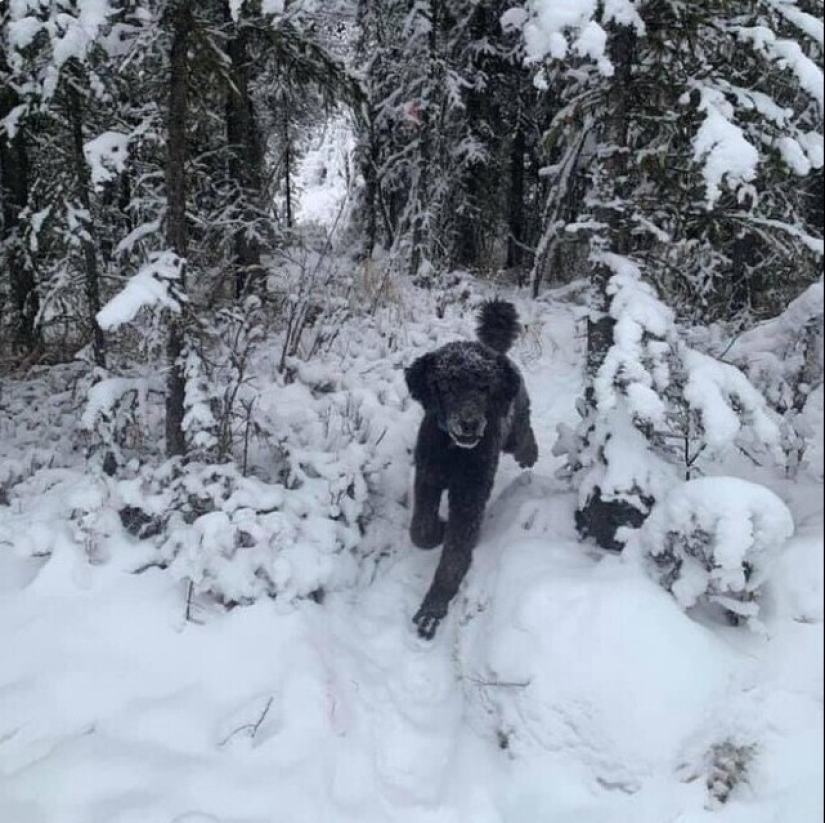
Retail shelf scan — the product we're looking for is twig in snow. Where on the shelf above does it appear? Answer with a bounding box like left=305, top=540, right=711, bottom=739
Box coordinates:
left=218, top=697, right=275, bottom=747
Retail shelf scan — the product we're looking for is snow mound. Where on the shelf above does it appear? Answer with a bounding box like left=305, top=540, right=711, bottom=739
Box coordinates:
left=461, top=537, right=734, bottom=793
left=634, top=477, right=795, bottom=624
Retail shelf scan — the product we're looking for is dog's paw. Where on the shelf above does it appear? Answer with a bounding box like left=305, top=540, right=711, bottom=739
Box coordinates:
left=413, top=602, right=447, bottom=640
left=515, top=432, right=539, bottom=468
left=410, top=518, right=446, bottom=550
left=516, top=446, right=538, bottom=469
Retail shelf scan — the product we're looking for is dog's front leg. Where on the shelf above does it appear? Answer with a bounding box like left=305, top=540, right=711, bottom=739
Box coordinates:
left=413, top=484, right=489, bottom=640
left=410, top=471, right=446, bottom=550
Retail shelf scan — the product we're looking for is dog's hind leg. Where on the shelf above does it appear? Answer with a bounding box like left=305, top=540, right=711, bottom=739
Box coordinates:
left=505, top=396, right=539, bottom=469
left=513, top=425, right=539, bottom=468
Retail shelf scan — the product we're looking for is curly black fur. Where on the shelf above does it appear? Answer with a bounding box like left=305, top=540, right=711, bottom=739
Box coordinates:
left=477, top=299, right=521, bottom=353
left=405, top=301, right=538, bottom=639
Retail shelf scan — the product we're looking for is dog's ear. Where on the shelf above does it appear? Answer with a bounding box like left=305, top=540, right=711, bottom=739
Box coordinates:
left=495, top=357, right=521, bottom=404
left=405, top=353, right=437, bottom=409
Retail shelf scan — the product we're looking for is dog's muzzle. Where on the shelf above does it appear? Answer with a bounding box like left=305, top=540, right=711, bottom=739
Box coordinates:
left=447, top=413, right=486, bottom=449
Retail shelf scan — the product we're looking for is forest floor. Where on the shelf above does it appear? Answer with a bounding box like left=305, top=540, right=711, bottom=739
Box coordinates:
left=0, top=271, right=822, bottom=823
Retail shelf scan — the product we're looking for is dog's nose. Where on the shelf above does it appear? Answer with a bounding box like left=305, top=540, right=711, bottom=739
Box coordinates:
left=458, top=414, right=482, bottom=435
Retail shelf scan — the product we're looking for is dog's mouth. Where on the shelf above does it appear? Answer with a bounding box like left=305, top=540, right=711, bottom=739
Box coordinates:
left=446, top=411, right=487, bottom=450
left=448, top=430, right=483, bottom=449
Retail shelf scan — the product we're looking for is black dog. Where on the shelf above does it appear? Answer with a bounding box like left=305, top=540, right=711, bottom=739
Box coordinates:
left=405, top=300, right=538, bottom=639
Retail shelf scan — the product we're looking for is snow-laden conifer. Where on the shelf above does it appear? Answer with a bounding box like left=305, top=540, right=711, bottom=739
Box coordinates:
left=557, top=255, right=785, bottom=549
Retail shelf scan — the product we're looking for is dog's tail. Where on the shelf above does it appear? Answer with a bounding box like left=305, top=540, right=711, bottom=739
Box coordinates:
left=477, top=300, right=520, bottom=353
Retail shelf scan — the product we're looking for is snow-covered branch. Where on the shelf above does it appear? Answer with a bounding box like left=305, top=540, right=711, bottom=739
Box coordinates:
left=97, top=252, right=185, bottom=331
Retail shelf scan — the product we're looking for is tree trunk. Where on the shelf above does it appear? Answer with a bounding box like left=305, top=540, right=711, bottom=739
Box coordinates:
left=730, top=230, right=760, bottom=315
left=585, top=25, right=636, bottom=388
left=66, top=66, right=106, bottom=368
left=452, top=100, right=481, bottom=270
left=805, top=168, right=823, bottom=245
left=452, top=45, right=485, bottom=271
left=0, top=51, right=38, bottom=353
left=356, top=1, right=380, bottom=258
left=225, top=6, right=265, bottom=298
left=362, top=112, right=379, bottom=258
left=410, top=0, right=437, bottom=278
left=576, top=24, right=642, bottom=550
left=506, top=123, right=527, bottom=275
left=283, top=114, right=294, bottom=229
left=164, top=0, right=193, bottom=459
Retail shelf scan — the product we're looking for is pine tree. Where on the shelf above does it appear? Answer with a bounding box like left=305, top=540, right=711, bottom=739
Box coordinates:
left=526, top=0, right=823, bottom=316
left=353, top=0, right=548, bottom=278
left=510, top=0, right=823, bottom=547
left=2, top=0, right=125, bottom=367
left=0, top=20, right=38, bottom=354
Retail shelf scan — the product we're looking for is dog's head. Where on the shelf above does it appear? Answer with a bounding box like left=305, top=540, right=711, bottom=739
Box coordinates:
left=405, top=342, right=520, bottom=449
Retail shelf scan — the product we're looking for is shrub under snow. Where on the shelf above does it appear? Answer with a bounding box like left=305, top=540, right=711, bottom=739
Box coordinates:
left=727, top=280, right=824, bottom=477
left=728, top=280, right=823, bottom=414
left=558, top=254, right=785, bottom=551
left=116, top=449, right=370, bottom=605
left=632, top=476, right=795, bottom=625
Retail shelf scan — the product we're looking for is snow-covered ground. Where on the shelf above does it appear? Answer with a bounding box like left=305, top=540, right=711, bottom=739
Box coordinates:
left=0, top=270, right=822, bottom=823
left=290, top=113, right=357, bottom=236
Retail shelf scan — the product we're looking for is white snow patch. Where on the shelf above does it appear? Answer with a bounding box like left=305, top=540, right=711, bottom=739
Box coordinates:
left=262, top=0, right=286, bottom=18
left=692, top=86, right=760, bottom=208
left=514, top=0, right=643, bottom=72
left=97, top=252, right=184, bottom=330
left=293, top=115, right=356, bottom=230
left=83, top=131, right=130, bottom=189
